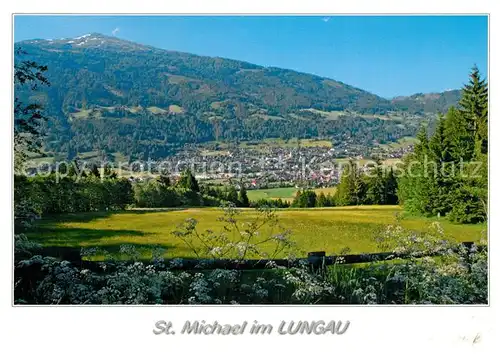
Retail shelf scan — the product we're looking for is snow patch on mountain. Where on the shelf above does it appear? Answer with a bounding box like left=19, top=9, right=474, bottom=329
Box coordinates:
left=74, top=34, right=91, bottom=40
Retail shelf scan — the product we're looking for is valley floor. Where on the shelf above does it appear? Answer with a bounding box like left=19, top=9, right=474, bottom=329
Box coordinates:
left=27, top=206, right=486, bottom=260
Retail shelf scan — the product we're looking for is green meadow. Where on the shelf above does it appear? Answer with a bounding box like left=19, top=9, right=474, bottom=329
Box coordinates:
left=247, top=187, right=337, bottom=202
left=28, top=206, right=486, bottom=261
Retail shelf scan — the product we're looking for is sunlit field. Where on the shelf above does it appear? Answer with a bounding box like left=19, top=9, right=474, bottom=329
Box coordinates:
left=247, top=187, right=337, bottom=202
left=28, top=206, right=486, bottom=260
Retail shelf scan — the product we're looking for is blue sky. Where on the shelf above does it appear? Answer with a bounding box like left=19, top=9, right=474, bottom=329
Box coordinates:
left=14, top=15, right=488, bottom=98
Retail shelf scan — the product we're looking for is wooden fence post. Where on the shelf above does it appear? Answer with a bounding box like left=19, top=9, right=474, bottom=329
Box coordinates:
left=308, top=251, right=326, bottom=273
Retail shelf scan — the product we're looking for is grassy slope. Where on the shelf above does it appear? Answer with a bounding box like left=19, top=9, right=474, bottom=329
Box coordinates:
left=247, top=187, right=298, bottom=201
left=28, top=206, right=485, bottom=260
left=247, top=187, right=337, bottom=202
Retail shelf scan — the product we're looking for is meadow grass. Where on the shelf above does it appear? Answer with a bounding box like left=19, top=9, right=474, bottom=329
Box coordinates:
left=247, top=186, right=337, bottom=202
left=247, top=187, right=298, bottom=201
left=28, top=206, right=486, bottom=261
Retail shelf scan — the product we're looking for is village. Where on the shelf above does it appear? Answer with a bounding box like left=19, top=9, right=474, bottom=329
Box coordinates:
left=121, top=138, right=415, bottom=189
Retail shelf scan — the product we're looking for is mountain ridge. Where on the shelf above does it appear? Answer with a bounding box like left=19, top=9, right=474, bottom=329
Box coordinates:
left=14, top=33, right=463, bottom=160
left=16, top=33, right=460, bottom=101
left=15, top=32, right=460, bottom=116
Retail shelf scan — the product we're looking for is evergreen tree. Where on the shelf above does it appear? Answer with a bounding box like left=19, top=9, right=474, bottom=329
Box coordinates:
left=458, top=65, right=488, bottom=156
left=238, top=185, right=249, bottom=207
left=292, top=189, right=316, bottom=208
left=177, top=169, right=199, bottom=192
left=226, top=185, right=239, bottom=205
left=448, top=67, right=488, bottom=223
left=384, top=168, right=398, bottom=205
left=444, top=106, right=475, bottom=162
left=399, top=67, right=487, bottom=224
left=414, top=125, right=429, bottom=157
left=326, top=193, right=336, bottom=207
left=397, top=125, right=434, bottom=214
left=316, top=192, right=327, bottom=207
left=292, top=190, right=302, bottom=207
left=428, top=116, right=454, bottom=216
left=364, top=163, right=386, bottom=205
left=336, top=160, right=365, bottom=206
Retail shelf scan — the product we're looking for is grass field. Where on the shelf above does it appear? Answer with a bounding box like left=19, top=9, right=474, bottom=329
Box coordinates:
left=247, top=187, right=337, bottom=202
left=247, top=187, right=298, bottom=201
left=378, top=137, right=419, bottom=151
left=28, top=206, right=486, bottom=261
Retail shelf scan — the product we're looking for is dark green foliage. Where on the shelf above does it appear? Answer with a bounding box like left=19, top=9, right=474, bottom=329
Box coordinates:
left=391, top=90, right=462, bottom=114
left=292, top=190, right=317, bottom=208
left=397, top=126, right=432, bottom=214
left=398, top=67, right=488, bottom=224
left=133, top=181, right=223, bottom=208
left=67, top=159, right=87, bottom=178
left=238, top=185, right=250, bottom=207
left=157, top=174, right=171, bottom=187
left=444, top=106, right=475, bottom=161
left=90, top=164, right=101, bottom=178
left=225, top=186, right=239, bottom=205
left=314, top=192, right=336, bottom=207
left=316, top=192, right=327, bottom=207
left=364, top=165, right=386, bottom=205
left=14, top=48, right=50, bottom=172
left=458, top=65, right=488, bottom=156
left=335, top=160, right=365, bottom=206
left=384, top=168, right=398, bottom=205
left=134, top=181, right=181, bottom=208
left=447, top=184, right=486, bottom=224
left=334, top=161, right=398, bottom=206
left=251, top=198, right=291, bottom=208
left=176, top=169, right=199, bottom=192
left=14, top=174, right=133, bottom=219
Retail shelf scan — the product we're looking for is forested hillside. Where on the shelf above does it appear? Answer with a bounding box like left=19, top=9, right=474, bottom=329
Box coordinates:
left=15, top=33, right=461, bottom=160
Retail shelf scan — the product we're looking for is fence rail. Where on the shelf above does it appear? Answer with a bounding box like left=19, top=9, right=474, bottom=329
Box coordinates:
left=44, top=241, right=484, bottom=271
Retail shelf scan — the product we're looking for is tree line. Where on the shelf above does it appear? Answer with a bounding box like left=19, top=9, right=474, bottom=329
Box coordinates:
left=398, top=66, right=488, bottom=224
left=134, top=170, right=250, bottom=208
left=250, top=163, right=398, bottom=209
left=15, top=168, right=252, bottom=226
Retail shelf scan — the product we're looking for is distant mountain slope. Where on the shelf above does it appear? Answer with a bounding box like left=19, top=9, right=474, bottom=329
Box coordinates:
left=14, top=33, right=461, bottom=160
left=391, top=90, right=462, bottom=114
left=16, top=32, right=426, bottom=116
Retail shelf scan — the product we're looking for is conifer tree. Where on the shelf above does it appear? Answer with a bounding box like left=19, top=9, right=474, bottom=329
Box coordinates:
left=316, top=192, right=327, bottom=207
left=448, top=66, right=488, bottom=223
left=177, top=169, right=199, bottom=192
left=226, top=185, right=239, bottom=205
left=444, top=106, right=475, bottom=162
left=364, top=163, right=386, bottom=205
left=428, top=116, right=454, bottom=216
left=414, top=125, right=429, bottom=157
left=399, top=67, right=487, bottom=223
left=336, top=160, right=365, bottom=206
left=384, top=168, right=398, bottom=205
left=459, top=65, right=488, bottom=156
left=397, top=125, right=433, bottom=214
left=238, top=185, right=249, bottom=207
